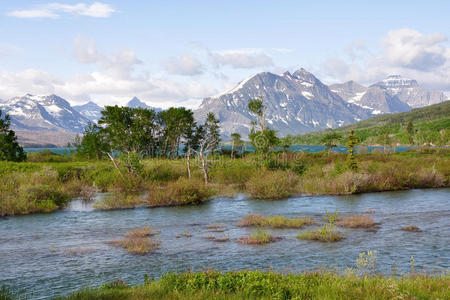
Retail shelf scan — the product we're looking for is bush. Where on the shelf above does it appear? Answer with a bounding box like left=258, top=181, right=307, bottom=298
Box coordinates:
left=297, top=224, right=344, bottom=242
left=245, top=170, right=299, bottom=199
left=146, top=178, right=214, bottom=207
left=210, top=160, right=255, bottom=185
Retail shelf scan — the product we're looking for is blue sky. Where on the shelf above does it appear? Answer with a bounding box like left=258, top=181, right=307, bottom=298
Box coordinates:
left=1, top=0, right=449, bottom=107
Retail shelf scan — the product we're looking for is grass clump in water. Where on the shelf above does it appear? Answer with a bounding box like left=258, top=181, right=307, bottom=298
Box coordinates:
left=297, top=224, right=344, bottom=242
left=337, top=215, right=376, bottom=228
left=146, top=178, right=214, bottom=207
left=402, top=225, right=422, bottom=232
left=245, top=170, right=299, bottom=199
left=109, top=226, right=160, bottom=255
left=238, top=228, right=280, bottom=245
left=236, top=214, right=315, bottom=228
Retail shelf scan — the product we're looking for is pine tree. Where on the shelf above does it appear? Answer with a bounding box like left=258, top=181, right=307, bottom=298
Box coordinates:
left=346, top=129, right=359, bottom=171
left=0, top=109, right=25, bottom=162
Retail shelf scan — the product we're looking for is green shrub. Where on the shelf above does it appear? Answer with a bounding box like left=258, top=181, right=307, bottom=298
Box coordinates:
left=246, top=170, right=299, bottom=199
left=146, top=178, right=214, bottom=207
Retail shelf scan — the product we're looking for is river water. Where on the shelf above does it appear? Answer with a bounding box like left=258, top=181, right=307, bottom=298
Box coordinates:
left=0, top=188, right=449, bottom=299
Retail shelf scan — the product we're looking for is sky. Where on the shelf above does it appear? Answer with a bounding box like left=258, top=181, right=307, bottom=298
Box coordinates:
left=1, top=0, right=450, bottom=108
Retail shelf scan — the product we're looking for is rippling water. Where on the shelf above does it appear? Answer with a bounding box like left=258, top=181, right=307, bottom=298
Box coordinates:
left=1, top=189, right=449, bottom=299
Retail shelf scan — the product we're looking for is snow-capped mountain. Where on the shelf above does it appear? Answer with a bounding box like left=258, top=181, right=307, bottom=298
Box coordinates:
left=73, top=101, right=104, bottom=122
left=127, top=97, right=162, bottom=112
left=194, top=68, right=371, bottom=137
left=0, top=94, right=90, bottom=133
left=331, top=75, right=445, bottom=114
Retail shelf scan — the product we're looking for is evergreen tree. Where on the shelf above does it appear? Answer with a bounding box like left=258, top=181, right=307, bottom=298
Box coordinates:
left=346, top=129, right=359, bottom=171
left=0, top=109, right=26, bottom=162
left=197, top=112, right=221, bottom=184
left=247, top=97, right=279, bottom=154
left=230, top=132, right=243, bottom=158
left=406, top=121, right=414, bottom=145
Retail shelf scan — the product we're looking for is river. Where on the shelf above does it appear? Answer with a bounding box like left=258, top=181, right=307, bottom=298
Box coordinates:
left=0, top=188, right=449, bottom=299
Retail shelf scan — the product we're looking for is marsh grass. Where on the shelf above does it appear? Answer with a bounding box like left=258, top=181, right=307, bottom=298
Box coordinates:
left=245, top=170, right=299, bottom=199
left=214, top=234, right=230, bottom=242
left=146, top=178, right=214, bottom=207
left=236, top=214, right=315, bottom=228
left=402, top=226, right=422, bottom=232
left=297, top=224, right=344, bottom=242
left=238, top=228, right=280, bottom=245
left=109, top=227, right=160, bottom=255
left=62, top=269, right=450, bottom=300
left=337, top=215, right=376, bottom=228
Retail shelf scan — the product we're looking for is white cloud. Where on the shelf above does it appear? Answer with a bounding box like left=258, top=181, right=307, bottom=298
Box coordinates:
left=272, top=48, right=295, bottom=54
left=164, top=54, right=204, bottom=76
left=7, top=2, right=116, bottom=19
left=322, top=28, right=450, bottom=91
left=73, top=37, right=142, bottom=78
left=7, top=9, right=59, bottom=19
left=211, top=48, right=274, bottom=69
left=0, top=38, right=217, bottom=108
left=383, top=29, right=448, bottom=71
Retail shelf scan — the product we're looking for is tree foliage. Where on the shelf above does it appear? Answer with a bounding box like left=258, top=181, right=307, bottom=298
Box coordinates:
left=0, top=109, right=25, bottom=162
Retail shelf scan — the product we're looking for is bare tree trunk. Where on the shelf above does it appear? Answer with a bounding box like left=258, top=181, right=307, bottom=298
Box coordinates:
left=106, top=152, right=124, bottom=179
left=186, top=146, right=191, bottom=179
left=231, top=140, right=235, bottom=158
left=200, top=143, right=208, bottom=184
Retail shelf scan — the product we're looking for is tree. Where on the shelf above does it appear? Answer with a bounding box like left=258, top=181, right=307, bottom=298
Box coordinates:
left=280, top=135, right=293, bottom=152
left=406, top=121, right=414, bottom=145
left=346, top=129, right=359, bottom=171
left=183, top=118, right=201, bottom=179
left=197, top=113, right=221, bottom=184
left=377, top=127, right=391, bottom=153
left=248, top=97, right=265, bottom=132
left=75, top=122, right=109, bottom=160
left=230, top=132, right=243, bottom=158
left=247, top=97, right=279, bottom=155
left=0, top=109, right=26, bottom=162
left=320, top=132, right=342, bottom=155
left=159, top=107, right=195, bottom=158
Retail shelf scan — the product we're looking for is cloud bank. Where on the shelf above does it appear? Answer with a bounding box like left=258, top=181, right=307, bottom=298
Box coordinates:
left=7, top=2, right=116, bottom=19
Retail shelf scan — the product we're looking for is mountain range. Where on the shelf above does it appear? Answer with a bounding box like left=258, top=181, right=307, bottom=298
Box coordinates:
left=0, top=95, right=161, bottom=147
left=0, top=68, right=446, bottom=146
left=194, top=71, right=446, bottom=137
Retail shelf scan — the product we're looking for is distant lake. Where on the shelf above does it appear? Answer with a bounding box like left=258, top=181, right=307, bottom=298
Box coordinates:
left=24, top=145, right=420, bottom=156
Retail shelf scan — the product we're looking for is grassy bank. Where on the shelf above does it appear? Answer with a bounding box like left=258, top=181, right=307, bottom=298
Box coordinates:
left=1, top=148, right=449, bottom=216
left=55, top=270, right=450, bottom=300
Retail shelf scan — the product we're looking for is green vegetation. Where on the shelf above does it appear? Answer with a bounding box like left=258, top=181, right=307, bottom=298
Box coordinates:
left=236, top=214, right=315, bottom=228
left=298, top=211, right=344, bottom=242
left=59, top=270, right=450, bottom=300
left=238, top=228, right=279, bottom=245
left=1, top=148, right=449, bottom=216
left=293, top=101, right=450, bottom=146
left=0, top=109, right=25, bottom=162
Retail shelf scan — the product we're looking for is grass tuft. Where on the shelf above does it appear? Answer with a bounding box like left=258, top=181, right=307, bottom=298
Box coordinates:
left=238, top=228, right=280, bottom=245
left=236, top=214, right=315, bottom=228
left=402, top=226, right=422, bottom=232
left=337, top=215, right=376, bottom=228
left=297, top=224, right=344, bottom=242
left=109, top=227, right=160, bottom=255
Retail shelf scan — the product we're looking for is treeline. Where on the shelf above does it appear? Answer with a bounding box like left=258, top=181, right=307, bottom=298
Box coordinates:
left=74, top=105, right=220, bottom=182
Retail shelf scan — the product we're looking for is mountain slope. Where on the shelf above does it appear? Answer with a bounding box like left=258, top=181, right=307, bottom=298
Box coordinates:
left=0, top=94, right=90, bottom=133
left=195, top=69, right=371, bottom=137
left=292, top=100, right=450, bottom=146
left=331, top=75, right=445, bottom=114
left=73, top=101, right=104, bottom=122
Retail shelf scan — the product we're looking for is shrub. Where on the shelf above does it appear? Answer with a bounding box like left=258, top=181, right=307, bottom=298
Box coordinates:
left=245, top=170, right=299, bottom=199
left=210, top=160, right=255, bottom=185
left=291, top=160, right=308, bottom=176
left=146, top=178, right=214, bottom=207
